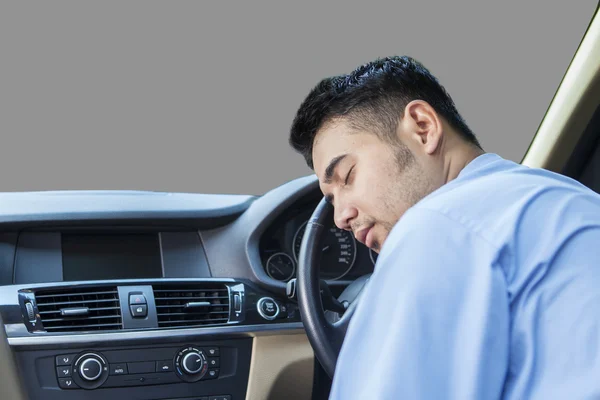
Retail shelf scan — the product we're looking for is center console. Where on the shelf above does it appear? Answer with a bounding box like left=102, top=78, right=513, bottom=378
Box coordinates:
left=19, top=339, right=250, bottom=400
left=0, top=229, right=303, bottom=400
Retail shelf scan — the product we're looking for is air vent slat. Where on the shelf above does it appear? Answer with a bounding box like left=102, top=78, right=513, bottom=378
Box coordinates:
left=158, top=318, right=229, bottom=326
left=39, top=306, right=121, bottom=315
left=37, top=299, right=119, bottom=307
left=153, top=283, right=231, bottom=329
left=155, top=304, right=225, bottom=308
left=153, top=289, right=228, bottom=293
left=43, top=323, right=122, bottom=330
left=35, top=290, right=118, bottom=299
left=152, top=296, right=228, bottom=302
left=157, top=311, right=229, bottom=317
left=34, top=286, right=122, bottom=333
left=42, top=314, right=122, bottom=323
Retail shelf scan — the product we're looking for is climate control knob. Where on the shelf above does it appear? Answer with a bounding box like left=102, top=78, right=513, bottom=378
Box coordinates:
left=72, top=352, right=109, bottom=390
left=79, top=357, right=103, bottom=381
left=182, top=351, right=205, bottom=375
left=174, top=346, right=209, bottom=382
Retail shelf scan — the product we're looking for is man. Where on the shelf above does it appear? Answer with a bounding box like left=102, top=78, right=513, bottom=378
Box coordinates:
left=289, top=56, right=600, bottom=399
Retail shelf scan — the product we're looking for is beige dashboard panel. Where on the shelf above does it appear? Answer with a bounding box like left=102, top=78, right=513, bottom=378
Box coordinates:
left=246, top=333, right=315, bottom=400
left=0, top=316, right=26, bottom=400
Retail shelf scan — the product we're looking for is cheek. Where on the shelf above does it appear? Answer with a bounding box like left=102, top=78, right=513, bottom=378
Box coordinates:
left=355, top=168, right=391, bottom=216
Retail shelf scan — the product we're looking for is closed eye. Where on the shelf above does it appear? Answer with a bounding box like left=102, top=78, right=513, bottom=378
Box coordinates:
left=344, top=165, right=355, bottom=185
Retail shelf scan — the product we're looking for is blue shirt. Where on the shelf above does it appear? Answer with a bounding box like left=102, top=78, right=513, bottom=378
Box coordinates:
left=329, top=153, right=600, bottom=399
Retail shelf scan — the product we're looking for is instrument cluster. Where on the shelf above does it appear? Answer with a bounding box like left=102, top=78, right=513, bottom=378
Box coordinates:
left=259, top=200, right=376, bottom=282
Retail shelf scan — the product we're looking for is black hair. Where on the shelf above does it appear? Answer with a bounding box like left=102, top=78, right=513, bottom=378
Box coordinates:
left=289, top=55, right=481, bottom=169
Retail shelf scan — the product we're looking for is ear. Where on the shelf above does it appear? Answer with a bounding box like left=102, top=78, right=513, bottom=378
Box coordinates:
left=400, top=100, right=443, bottom=155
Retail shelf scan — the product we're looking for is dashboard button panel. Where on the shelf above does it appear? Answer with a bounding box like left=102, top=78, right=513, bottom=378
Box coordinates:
left=55, top=346, right=221, bottom=390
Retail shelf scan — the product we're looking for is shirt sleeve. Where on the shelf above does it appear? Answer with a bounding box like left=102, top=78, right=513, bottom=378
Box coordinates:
left=328, top=208, right=510, bottom=400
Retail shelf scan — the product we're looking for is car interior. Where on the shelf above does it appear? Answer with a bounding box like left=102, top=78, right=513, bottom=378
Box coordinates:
left=1, top=5, right=599, bottom=400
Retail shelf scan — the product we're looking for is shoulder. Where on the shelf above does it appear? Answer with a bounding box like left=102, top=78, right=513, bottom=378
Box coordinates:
left=379, top=206, right=501, bottom=264
left=370, top=206, right=507, bottom=298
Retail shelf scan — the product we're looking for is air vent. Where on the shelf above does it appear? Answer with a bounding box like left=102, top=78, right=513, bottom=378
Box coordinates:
left=34, top=286, right=122, bottom=332
left=153, top=283, right=230, bottom=328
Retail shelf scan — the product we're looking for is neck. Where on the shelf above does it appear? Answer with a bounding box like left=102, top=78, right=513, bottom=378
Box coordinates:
left=444, top=144, right=485, bottom=184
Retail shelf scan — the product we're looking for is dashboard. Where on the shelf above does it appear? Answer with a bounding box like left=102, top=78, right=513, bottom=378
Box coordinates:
left=0, top=175, right=368, bottom=400
left=259, top=195, right=377, bottom=282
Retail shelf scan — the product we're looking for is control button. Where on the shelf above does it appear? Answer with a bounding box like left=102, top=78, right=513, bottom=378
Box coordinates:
left=276, top=303, right=290, bottom=319
left=234, top=293, right=242, bottom=312
left=129, top=293, right=147, bottom=305
left=127, top=361, right=155, bottom=374
left=156, top=360, right=173, bottom=372
left=109, top=364, right=128, bottom=375
left=209, top=395, right=231, bottom=400
left=206, top=368, right=219, bottom=379
left=257, top=297, right=279, bottom=320
left=129, top=294, right=147, bottom=305
left=79, top=358, right=102, bottom=381
left=56, top=366, right=72, bottom=378
left=207, top=357, right=220, bottom=368
left=183, top=352, right=204, bottom=374
left=130, top=304, right=148, bottom=318
left=58, top=377, right=78, bottom=389
left=56, top=354, right=76, bottom=366
left=206, top=347, right=219, bottom=357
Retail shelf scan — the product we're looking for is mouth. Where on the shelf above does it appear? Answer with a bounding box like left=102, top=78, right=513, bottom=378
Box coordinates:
left=355, top=225, right=374, bottom=248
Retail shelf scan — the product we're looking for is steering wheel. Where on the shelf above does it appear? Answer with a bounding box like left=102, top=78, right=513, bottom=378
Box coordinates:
left=295, top=197, right=371, bottom=378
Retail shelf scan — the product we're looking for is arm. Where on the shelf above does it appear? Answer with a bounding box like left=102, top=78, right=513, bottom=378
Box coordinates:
left=329, top=208, right=510, bottom=399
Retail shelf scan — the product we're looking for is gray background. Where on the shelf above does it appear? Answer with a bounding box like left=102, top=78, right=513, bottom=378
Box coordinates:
left=0, top=1, right=597, bottom=195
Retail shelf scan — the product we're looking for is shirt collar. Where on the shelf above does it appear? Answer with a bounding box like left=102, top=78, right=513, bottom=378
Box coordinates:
left=457, top=152, right=502, bottom=179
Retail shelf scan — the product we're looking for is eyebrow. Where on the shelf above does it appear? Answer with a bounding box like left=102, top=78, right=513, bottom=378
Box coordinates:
left=323, top=154, right=348, bottom=184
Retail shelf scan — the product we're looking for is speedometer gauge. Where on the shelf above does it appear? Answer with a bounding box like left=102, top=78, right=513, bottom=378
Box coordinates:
left=293, top=221, right=357, bottom=280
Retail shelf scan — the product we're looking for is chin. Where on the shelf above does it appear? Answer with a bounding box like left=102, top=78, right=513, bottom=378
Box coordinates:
left=374, top=232, right=390, bottom=251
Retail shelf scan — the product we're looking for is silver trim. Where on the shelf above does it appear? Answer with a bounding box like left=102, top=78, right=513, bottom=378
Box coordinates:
left=256, top=297, right=279, bottom=321
left=6, top=322, right=305, bottom=347
left=79, top=358, right=102, bottom=381
left=182, top=352, right=203, bottom=374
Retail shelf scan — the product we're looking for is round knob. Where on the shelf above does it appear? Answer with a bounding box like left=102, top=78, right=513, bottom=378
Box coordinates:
left=182, top=351, right=205, bottom=375
left=72, top=352, right=109, bottom=390
left=174, top=347, right=208, bottom=382
left=79, top=358, right=102, bottom=381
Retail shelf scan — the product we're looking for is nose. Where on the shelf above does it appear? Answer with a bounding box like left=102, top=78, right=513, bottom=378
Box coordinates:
left=333, top=199, right=358, bottom=231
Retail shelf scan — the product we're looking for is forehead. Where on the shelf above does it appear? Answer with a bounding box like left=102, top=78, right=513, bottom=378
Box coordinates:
left=312, top=120, right=376, bottom=178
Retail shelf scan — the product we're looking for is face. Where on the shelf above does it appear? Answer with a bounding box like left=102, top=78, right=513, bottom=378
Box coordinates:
left=312, top=101, right=444, bottom=252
